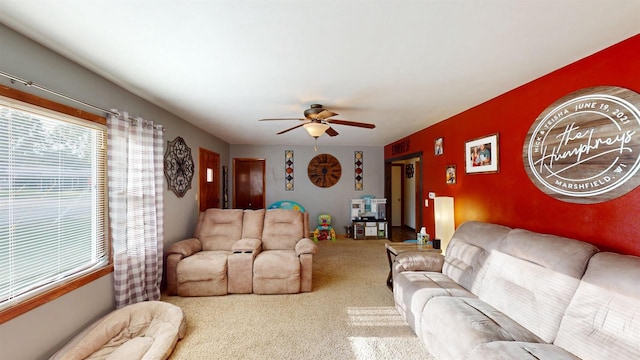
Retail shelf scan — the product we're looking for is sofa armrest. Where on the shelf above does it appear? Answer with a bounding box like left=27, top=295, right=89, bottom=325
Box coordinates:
left=166, top=238, right=202, bottom=258
left=232, top=238, right=262, bottom=253
left=295, top=238, right=318, bottom=256
left=394, top=251, right=444, bottom=272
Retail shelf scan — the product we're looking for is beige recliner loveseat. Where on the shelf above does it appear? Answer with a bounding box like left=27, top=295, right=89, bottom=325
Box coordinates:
left=165, top=208, right=317, bottom=296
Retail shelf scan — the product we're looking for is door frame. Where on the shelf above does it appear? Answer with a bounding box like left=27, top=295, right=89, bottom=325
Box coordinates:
left=384, top=151, right=423, bottom=240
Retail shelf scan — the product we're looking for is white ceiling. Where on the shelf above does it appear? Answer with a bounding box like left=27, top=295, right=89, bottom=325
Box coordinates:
left=1, top=0, right=639, bottom=147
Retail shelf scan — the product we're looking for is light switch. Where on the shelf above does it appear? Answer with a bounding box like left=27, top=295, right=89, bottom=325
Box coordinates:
left=425, top=199, right=429, bottom=207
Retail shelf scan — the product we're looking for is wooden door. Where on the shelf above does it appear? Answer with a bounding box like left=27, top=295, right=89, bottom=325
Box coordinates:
left=199, top=148, right=220, bottom=211
left=233, top=158, right=265, bottom=210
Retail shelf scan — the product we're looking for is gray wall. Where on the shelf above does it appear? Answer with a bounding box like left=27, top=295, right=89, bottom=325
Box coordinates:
left=230, top=144, right=385, bottom=233
left=0, top=24, right=230, bottom=360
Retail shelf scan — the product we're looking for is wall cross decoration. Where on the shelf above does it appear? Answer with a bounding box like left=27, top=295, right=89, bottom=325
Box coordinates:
left=354, top=151, right=363, bottom=190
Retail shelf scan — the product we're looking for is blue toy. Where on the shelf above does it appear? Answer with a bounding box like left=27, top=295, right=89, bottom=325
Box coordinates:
left=268, top=200, right=305, bottom=212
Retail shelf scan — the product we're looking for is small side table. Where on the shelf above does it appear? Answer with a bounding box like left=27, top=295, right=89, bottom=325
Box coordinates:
left=385, top=242, right=441, bottom=289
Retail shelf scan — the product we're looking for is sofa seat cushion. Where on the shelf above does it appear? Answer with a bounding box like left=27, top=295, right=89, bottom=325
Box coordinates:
left=421, top=297, right=543, bottom=360
left=176, top=251, right=229, bottom=296
left=393, top=271, right=475, bottom=334
left=467, top=341, right=580, bottom=360
left=253, top=250, right=301, bottom=294
left=554, top=252, right=640, bottom=360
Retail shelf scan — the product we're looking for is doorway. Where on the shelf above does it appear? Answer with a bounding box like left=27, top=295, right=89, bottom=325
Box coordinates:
left=384, top=152, right=423, bottom=240
left=233, top=158, right=266, bottom=210
left=199, top=148, right=220, bottom=211
left=391, top=164, right=404, bottom=227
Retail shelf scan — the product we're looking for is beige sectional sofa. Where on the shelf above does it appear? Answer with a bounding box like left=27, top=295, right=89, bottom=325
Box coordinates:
left=166, top=208, right=317, bottom=296
left=392, top=221, right=639, bottom=360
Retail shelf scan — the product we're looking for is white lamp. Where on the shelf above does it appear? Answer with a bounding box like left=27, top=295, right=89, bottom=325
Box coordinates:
left=303, top=122, right=330, bottom=138
left=434, top=196, right=455, bottom=255
left=303, top=122, right=330, bottom=150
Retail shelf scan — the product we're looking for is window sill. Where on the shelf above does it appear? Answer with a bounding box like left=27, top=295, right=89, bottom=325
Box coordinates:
left=0, top=264, right=114, bottom=324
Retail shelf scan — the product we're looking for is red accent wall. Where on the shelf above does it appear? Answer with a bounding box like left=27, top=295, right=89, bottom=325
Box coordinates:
left=385, top=34, right=640, bottom=256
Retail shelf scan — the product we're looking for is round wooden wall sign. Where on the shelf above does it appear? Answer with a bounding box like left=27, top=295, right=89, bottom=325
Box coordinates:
left=308, top=153, right=341, bottom=188
left=523, top=86, right=640, bottom=204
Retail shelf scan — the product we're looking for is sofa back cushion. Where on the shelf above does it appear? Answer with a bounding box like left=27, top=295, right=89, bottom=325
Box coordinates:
left=477, top=228, right=598, bottom=343
left=442, top=221, right=511, bottom=294
left=261, top=209, right=305, bottom=250
left=242, top=209, right=265, bottom=240
left=199, top=209, right=244, bottom=251
left=554, top=252, right=640, bottom=360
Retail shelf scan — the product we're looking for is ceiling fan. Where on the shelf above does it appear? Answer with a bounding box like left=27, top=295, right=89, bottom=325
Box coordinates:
left=259, top=104, right=376, bottom=139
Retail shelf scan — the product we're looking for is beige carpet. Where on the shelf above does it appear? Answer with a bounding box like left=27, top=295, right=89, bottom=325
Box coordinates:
left=162, top=238, right=435, bottom=360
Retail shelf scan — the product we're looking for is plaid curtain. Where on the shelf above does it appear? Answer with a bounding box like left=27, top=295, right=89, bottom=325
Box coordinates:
left=107, top=111, right=164, bottom=308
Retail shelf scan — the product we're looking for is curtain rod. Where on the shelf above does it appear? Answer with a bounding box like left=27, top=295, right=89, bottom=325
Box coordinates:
left=1, top=70, right=120, bottom=117
left=1, top=70, right=165, bottom=131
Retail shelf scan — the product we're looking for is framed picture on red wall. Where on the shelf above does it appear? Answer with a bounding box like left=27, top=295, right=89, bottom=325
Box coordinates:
left=465, top=133, right=499, bottom=174
left=435, top=137, right=443, bottom=155
left=446, top=165, right=456, bottom=184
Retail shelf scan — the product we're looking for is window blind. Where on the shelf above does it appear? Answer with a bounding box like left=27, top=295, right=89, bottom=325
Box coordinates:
left=0, top=97, right=108, bottom=310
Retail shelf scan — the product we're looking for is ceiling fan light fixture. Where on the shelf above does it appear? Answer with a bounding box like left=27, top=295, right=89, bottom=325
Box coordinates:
left=303, top=122, right=330, bottom=138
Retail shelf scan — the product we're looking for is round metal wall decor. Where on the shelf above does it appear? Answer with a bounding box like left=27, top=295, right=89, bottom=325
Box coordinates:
left=164, top=136, right=194, bottom=197
left=523, top=86, right=640, bottom=204
left=308, top=153, right=341, bottom=188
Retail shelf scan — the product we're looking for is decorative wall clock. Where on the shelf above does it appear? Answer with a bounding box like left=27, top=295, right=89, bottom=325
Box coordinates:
left=308, top=153, right=341, bottom=188
left=164, top=136, right=194, bottom=197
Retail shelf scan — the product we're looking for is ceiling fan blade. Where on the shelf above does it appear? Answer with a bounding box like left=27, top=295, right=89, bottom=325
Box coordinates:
left=326, top=119, right=376, bottom=129
left=326, top=127, right=339, bottom=137
left=315, top=110, right=338, bottom=120
left=276, top=123, right=306, bottom=135
left=259, top=118, right=305, bottom=121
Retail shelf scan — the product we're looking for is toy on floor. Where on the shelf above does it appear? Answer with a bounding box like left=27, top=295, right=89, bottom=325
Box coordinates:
left=313, top=214, right=336, bottom=242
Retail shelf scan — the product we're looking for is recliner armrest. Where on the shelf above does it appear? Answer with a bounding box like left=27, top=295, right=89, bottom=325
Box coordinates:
left=394, top=251, right=444, bottom=272
left=166, top=238, right=202, bottom=258
left=295, top=238, right=318, bottom=256
left=232, top=238, right=262, bottom=253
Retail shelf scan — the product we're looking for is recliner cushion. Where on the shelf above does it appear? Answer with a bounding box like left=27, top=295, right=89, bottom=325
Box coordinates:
left=441, top=221, right=511, bottom=294
left=393, top=271, right=475, bottom=334
left=477, top=229, right=598, bottom=343
left=554, top=252, right=640, bottom=360
left=261, top=209, right=305, bottom=250
left=176, top=251, right=229, bottom=296
left=253, top=250, right=301, bottom=294
left=421, top=297, right=543, bottom=360
left=199, top=208, right=244, bottom=251
left=467, top=341, right=580, bottom=359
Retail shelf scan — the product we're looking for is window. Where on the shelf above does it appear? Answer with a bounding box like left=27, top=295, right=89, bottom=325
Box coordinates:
left=0, top=88, right=111, bottom=322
